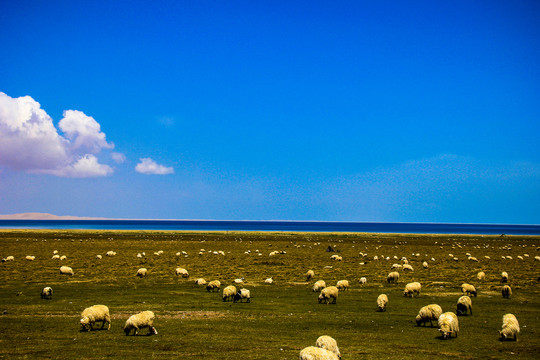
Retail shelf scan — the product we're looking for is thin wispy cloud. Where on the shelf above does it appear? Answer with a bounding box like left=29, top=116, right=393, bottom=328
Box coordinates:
left=135, top=158, right=174, bottom=175
left=0, top=92, right=114, bottom=178
left=111, top=152, right=126, bottom=164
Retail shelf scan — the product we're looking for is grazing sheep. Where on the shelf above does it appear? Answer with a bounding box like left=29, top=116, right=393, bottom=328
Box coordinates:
left=25, top=256, right=35, bottom=261
left=175, top=268, right=189, bottom=278
left=299, top=346, right=339, bottom=360
left=502, top=285, right=512, bottom=299
left=136, top=268, right=148, bottom=278
left=315, top=335, right=341, bottom=359
left=41, top=287, right=53, bottom=299
left=80, top=305, right=111, bottom=331
left=318, top=286, right=339, bottom=304
left=336, top=280, right=349, bottom=291
left=96, top=255, right=102, bottom=260
left=358, top=277, right=367, bottom=285
left=106, top=251, right=116, bottom=256
left=403, top=282, right=421, bottom=298
left=60, top=255, right=67, bottom=261
left=51, top=255, right=60, bottom=260
left=264, top=277, right=273, bottom=284
left=422, top=261, right=428, bottom=269
left=501, top=271, right=509, bottom=283
left=499, top=313, right=520, bottom=341
left=53, top=250, right=58, bottom=255
left=59, top=266, right=74, bottom=276
left=456, top=295, right=472, bottom=316
left=124, top=311, right=157, bottom=336
left=416, top=304, right=443, bottom=327
left=377, top=294, right=388, bottom=312
left=222, top=285, right=237, bottom=302
left=194, top=278, right=207, bottom=286
left=387, top=271, right=399, bottom=284
left=2, top=256, right=15, bottom=262
left=461, top=283, right=477, bottom=297
left=438, top=312, right=459, bottom=339
left=312, top=280, right=326, bottom=292
left=403, top=264, right=414, bottom=271
left=233, top=277, right=245, bottom=284
left=206, top=280, right=221, bottom=292
left=306, top=270, right=315, bottom=281
left=391, top=263, right=402, bottom=270
left=477, top=271, right=485, bottom=281
left=233, top=288, right=251, bottom=303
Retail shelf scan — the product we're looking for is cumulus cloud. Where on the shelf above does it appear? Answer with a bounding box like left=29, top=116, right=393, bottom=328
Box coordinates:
left=0, top=92, right=114, bottom=177
left=135, top=158, right=174, bottom=175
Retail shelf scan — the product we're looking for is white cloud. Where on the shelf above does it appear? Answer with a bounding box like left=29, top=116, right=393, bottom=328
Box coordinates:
left=111, top=152, right=126, bottom=163
left=0, top=92, right=114, bottom=178
left=135, top=158, right=174, bottom=175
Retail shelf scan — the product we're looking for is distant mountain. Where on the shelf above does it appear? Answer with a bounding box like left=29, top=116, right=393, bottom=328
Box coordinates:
left=0, top=212, right=108, bottom=220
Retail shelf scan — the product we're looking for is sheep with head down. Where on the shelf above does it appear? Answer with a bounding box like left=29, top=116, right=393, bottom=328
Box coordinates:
left=233, top=288, right=250, bottom=303
left=124, top=311, right=157, bottom=336
left=318, top=286, right=338, bottom=304
left=299, top=346, right=339, bottom=360
left=502, top=285, right=512, bottom=299
left=377, top=294, right=388, bottom=312
left=403, top=282, right=421, bottom=298
left=306, top=270, right=315, bottom=281
left=387, top=271, right=399, bottom=284
left=312, top=280, right=326, bottom=292
left=501, top=271, right=509, bottom=283
left=461, top=283, right=477, bottom=297
left=438, top=312, right=459, bottom=339
left=456, top=296, right=472, bottom=316
left=499, top=313, right=519, bottom=341
left=206, top=280, right=221, bottom=292
left=41, top=287, right=53, bottom=300
left=80, top=305, right=111, bottom=331
left=315, top=335, right=341, bottom=359
left=222, top=285, right=237, bottom=302
left=416, top=304, right=442, bottom=327
left=59, top=266, right=74, bottom=276
left=175, top=267, right=189, bottom=278
left=336, top=280, right=349, bottom=291
left=136, top=268, right=147, bottom=278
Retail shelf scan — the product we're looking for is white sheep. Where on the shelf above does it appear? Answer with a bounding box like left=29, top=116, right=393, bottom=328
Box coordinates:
left=233, top=277, right=245, bottom=284
left=312, top=280, right=326, bottom=292
left=377, top=294, right=388, bottom=312
left=175, top=267, right=189, bottom=278
left=264, top=277, right=274, bottom=284
left=391, top=263, right=402, bottom=270
left=358, top=277, right=367, bottom=285
left=2, top=256, right=15, bottom=262
left=336, top=280, right=349, bottom=291
left=124, top=311, right=157, bottom=336
left=51, top=255, right=60, bottom=260
left=25, top=255, right=35, bottom=261
left=387, top=271, right=399, bottom=284
left=136, top=268, right=148, bottom=277
left=318, top=286, right=338, bottom=304
left=477, top=271, right=485, bottom=281
left=106, top=251, right=116, bottom=256
left=206, top=280, right=221, bottom=292
left=501, top=271, right=509, bottom=283
left=402, top=264, right=414, bottom=271
left=299, top=346, right=339, bottom=360
left=499, top=313, right=519, bottom=341
left=422, top=261, right=428, bottom=269
left=315, top=335, right=341, bottom=359
left=416, top=304, right=443, bottom=326
left=456, top=295, right=472, bottom=316
left=468, top=256, right=478, bottom=262
left=461, top=283, right=477, bottom=297
left=96, top=255, right=102, bottom=260
left=306, top=270, right=315, bottom=281
left=59, top=266, right=74, bottom=276
left=403, top=282, right=421, bottom=297
left=438, top=312, right=459, bottom=339
left=222, top=285, right=237, bottom=302
left=80, top=305, right=111, bottom=331
left=502, top=285, right=512, bottom=299
left=233, top=288, right=251, bottom=303
left=194, top=278, right=207, bottom=286
left=60, top=255, right=67, bottom=261
left=41, top=287, right=53, bottom=299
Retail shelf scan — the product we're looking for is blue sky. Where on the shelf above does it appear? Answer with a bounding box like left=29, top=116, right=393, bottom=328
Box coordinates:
left=1, top=1, right=539, bottom=223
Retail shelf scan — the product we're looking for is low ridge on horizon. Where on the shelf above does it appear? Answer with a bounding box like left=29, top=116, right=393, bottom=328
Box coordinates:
left=0, top=212, right=109, bottom=220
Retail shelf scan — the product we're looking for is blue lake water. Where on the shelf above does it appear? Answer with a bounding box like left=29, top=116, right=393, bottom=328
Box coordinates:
left=0, top=220, right=539, bottom=235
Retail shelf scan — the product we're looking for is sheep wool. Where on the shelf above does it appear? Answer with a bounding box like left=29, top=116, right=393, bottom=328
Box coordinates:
left=502, top=285, right=512, bottom=299
left=312, top=280, right=326, bottom=292
left=318, top=286, right=339, bottom=304
left=194, top=278, right=207, bottom=286
left=438, top=312, right=459, bottom=339
left=299, top=346, right=339, bottom=360
left=501, top=271, right=509, bottom=283
left=387, top=271, right=399, bottom=284
left=416, top=304, right=443, bottom=326
left=306, top=270, right=315, bottom=281
left=500, top=313, right=520, bottom=341
left=59, top=266, right=74, bottom=276
left=422, top=261, right=428, bottom=269
left=124, top=311, right=157, bottom=336
left=80, top=305, right=111, bottom=331
left=403, top=264, right=414, bottom=271
left=2, top=256, right=15, bottom=262
left=315, top=335, right=341, bottom=359
left=403, top=282, right=421, bottom=298
left=222, top=285, right=237, bottom=302
left=233, top=288, right=251, bottom=303
left=206, top=280, right=221, bottom=292
left=41, top=287, right=53, bottom=299
left=456, top=296, right=472, bottom=316
left=175, top=268, right=189, bottom=278
left=336, top=280, right=349, bottom=291
left=136, top=268, right=148, bottom=277
left=25, top=255, right=35, bottom=261
left=358, top=277, right=367, bottom=285
left=461, top=283, right=477, bottom=297
left=377, top=294, right=388, bottom=312
left=477, top=271, right=486, bottom=281
left=264, top=277, right=273, bottom=284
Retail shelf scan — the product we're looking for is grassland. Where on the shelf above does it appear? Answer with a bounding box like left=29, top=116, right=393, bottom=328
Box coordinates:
left=0, top=230, right=539, bottom=359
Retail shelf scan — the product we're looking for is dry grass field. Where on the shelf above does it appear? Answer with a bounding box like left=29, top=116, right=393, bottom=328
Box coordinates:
left=0, top=230, right=539, bottom=359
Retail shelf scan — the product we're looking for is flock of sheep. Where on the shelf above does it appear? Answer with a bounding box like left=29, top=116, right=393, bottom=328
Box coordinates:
left=3, top=234, right=537, bottom=359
